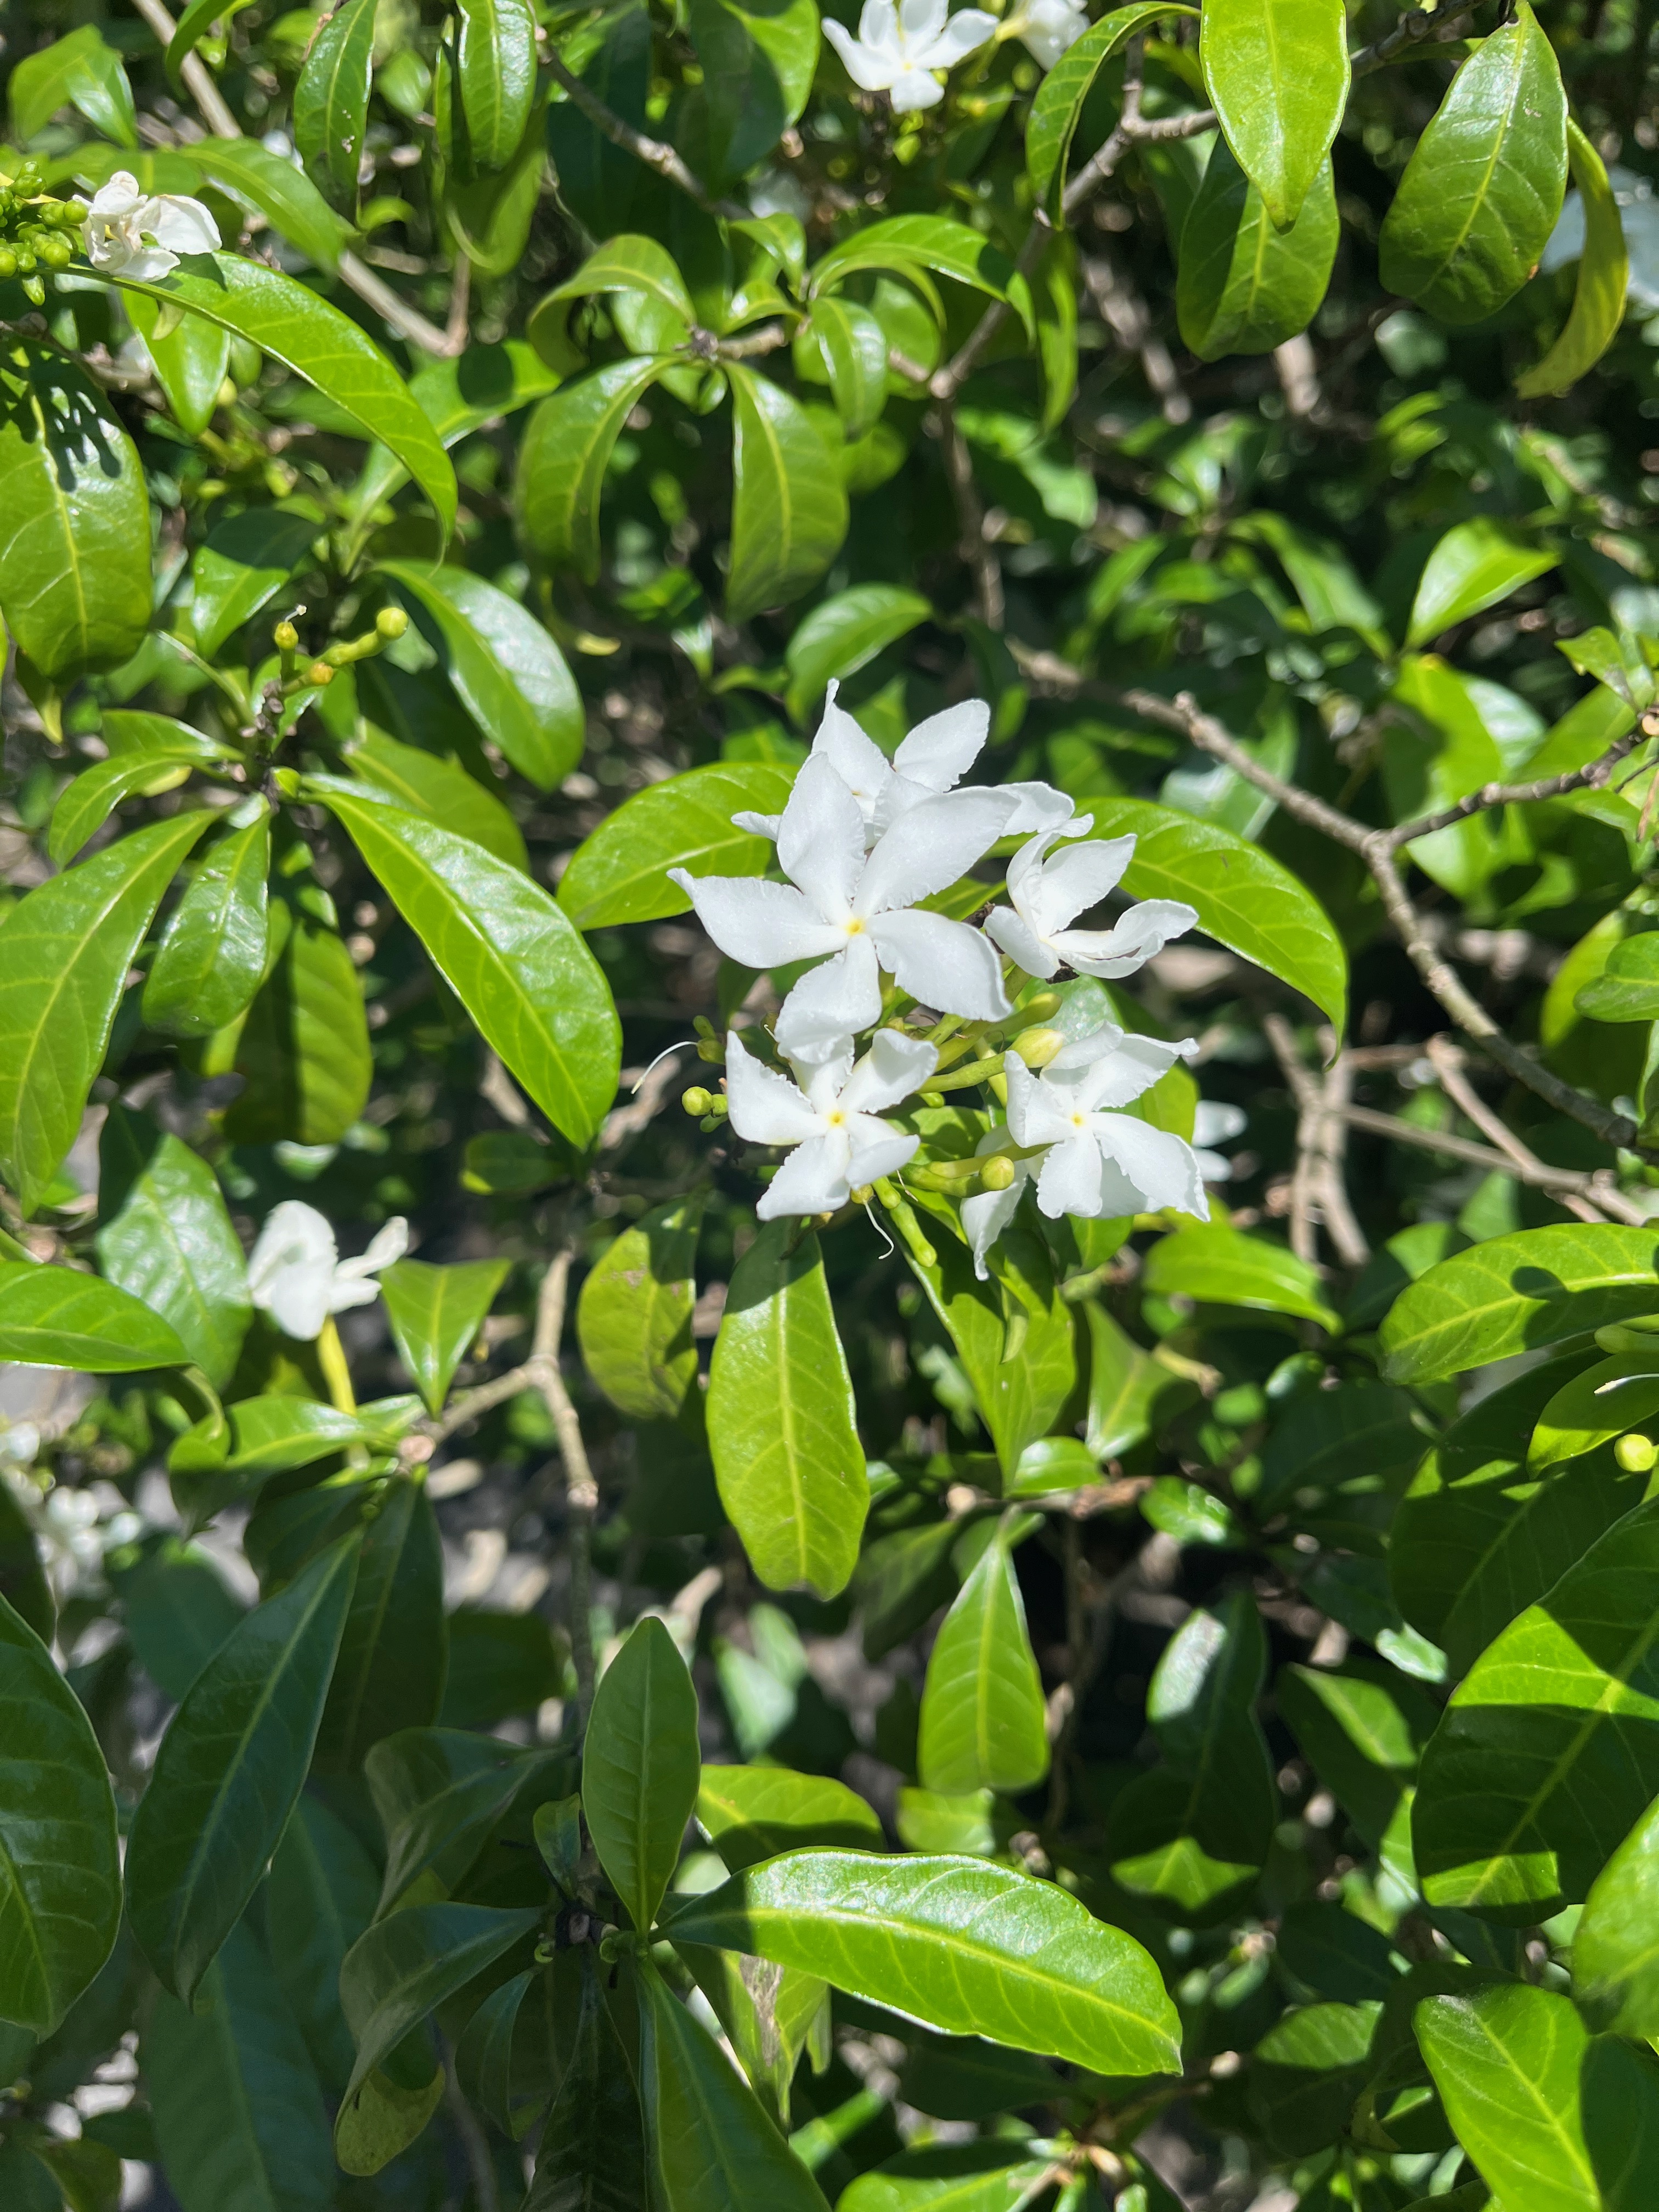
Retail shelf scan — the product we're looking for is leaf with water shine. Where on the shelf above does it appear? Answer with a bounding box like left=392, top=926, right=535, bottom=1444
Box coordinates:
left=917, top=1519, right=1048, bottom=1798
left=583, top=1617, right=701, bottom=1933
left=1200, top=0, right=1347, bottom=229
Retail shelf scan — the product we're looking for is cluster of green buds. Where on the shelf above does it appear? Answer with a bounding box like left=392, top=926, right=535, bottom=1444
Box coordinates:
left=272, top=605, right=409, bottom=696
left=0, top=162, right=88, bottom=303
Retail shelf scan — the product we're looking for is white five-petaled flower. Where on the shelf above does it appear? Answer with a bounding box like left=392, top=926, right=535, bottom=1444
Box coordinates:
left=735, top=684, right=1073, bottom=851
left=672, top=753, right=1017, bottom=1061
left=986, top=819, right=1198, bottom=981
left=247, top=1200, right=409, bottom=1342
left=1005, top=1024, right=1209, bottom=1221
left=823, top=0, right=998, bottom=112
left=84, top=172, right=221, bottom=283
left=725, top=1028, right=939, bottom=1217
left=1000, top=0, right=1089, bottom=69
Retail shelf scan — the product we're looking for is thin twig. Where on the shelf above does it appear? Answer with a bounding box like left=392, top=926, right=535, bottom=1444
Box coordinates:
left=1336, top=1102, right=1645, bottom=1219
left=1317, top=1051, right=1372, bottom=1265
left=1423, top=1036, right=1639, bottom=1225
left=1266, top=1014, right=1324, bottom=1267
left=936, top=402, right=1005, bottom=629
left=546, top=54, right=747, bottom=218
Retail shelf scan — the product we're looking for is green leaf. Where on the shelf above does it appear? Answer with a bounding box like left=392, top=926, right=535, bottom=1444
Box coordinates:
left=381, top=1258, right=510, bottom=1415
left=455, top=0, right=538, bottom=172
left=338, top=1900, right=540, bottom=2108
left=128, top=286, right=231, bottom=437
left=1378, top=1224, right=1659, bottom=1385
left=1378, top=5, right=1568, bottom=325
left=10, top=26, right=136, bottom=146
left=725, top=365, right=849, bottom=626
left=335, top=2056, right=445, bottom=2178
left=839, top=2145, right=1056, bottom=2212
left=125, top=1534, right=360, bottom=2003
left=663, top=1850, right=1182, bottom=2078
left=115, top=1537, right=244, bottom=1704
left=1406, top=518, right=1556, bottom=648
left=796, top=296, right=890, bottom=446
left=1177, top=142, right=1338, bottom=360
left=525, top=1952, right=647, bottom=2209
left=314, top=1474, right=447, bottom=1771
left=917, top=1517, right=1048, bottom=1797
left=1026, top=3, right=1200, bottom=212
left=1078, top=796, right=1347, bottom=1030
left=516, top=359, right=665, bottom=578
left=1413, top=1496, right=1659, bottom=1921
left=811, top=217, right=1033, bottom=335
left=1575, top=1789, right=1659, bottom=2039
left=94, top=1107, right=250, bottom=1390
left=99, top=709, right=233, bottom=765
left=442, top=1607, right=571, bottom=1728
left=675, top=1939, right=826, bottom=2130
left=0, top=1264, right=189, bottom=1373
left=167, top=0, right=256, bottom=81
left=0, top=1486, right=52, bottom=1649
left=1085, top=1305, right=1197, bottom=1460
left=142, top=814, right=273, bottom=1040
left=557, top=761, right=796, bottom=930
left=99, top=257, right=455, bottom=536
left=706, top=1222, right=867, bottom=1600
left=545, top=234, right=696, bottom=342
left=187, top=139, right=356, bottom=274
left=639, top=1961, right=831, bottom=2212
left=1415, top=1985, right=1600, bottom=2212
left=1200, top=0, right=1347, bottom=229
left=313, top=781, right=620, bottom=1150
left=1527, top=1355, right=1659, bottom=1471
left=1576, top=933, right=1659, bottom=1024
left=292, top=0, right=376, bottom=202
left=783, top=584, right=930, bottom=723
left=377, top=560, right=584, bottom=793
left=191, top=507, right=321, bottom=659
left=0, top=343, right=151, bottom=684
left=1142, top=1221, right=1339, bottom=1331
left=583, top=1615, right=701, bottom=1933
left=219, top=895, right=371, bottom=1148
left=0, top=1594, right=121, bottom=2034
left=576, top=1194, right=703, bottom=1421
left=367, top=1727, right=556, bottom=1912
left=145, top=1918, right=336, bottom=2212
left=696, top=1764, right=884, bottom=1871
left=348, top=727, right=527, bottom=872
left=1278, top=1661, right=1436, bottom=1888
left=1517, top=122, right=1629, bottom=398
left=684, top=0, right=820, bottom=183
left=46, top=752, right=201, bottom=867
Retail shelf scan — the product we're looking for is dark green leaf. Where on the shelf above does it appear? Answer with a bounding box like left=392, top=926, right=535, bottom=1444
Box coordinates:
left=143, top=814, right=273, bottom=1040
left=190, top=507, right=320, bottom=659
left=114, top=1536, right=244, bottom=1702
left=557, top=762, right=796, bottom=930
left=219, top=895, right=370, bottom=1148
left=1200, top=0, right=1347, bottom=228
left=0, top=1486, right=52, bottom=1647
left=95, top=1107, right=250, bottom=1390
left=526, top=1952, right=647, bottom=2210
left=293, top=0, right=377, bottom=202
left=575, top=1194, right=703, bottom=1421
left=0, top=1264, right=189, bottom=1373
left=267, top=1797, right=381, bottom=2091
left=1279, top=1662, right=1437, bottom=1889
left=917, top=1517, right=1048, bottom=1797
left=1177, top=143, right=1338, bottom=361
left=339, top=1900, right=540, bottom=2107
left=440, top=1608, right=571, bottom=1729
left=725, top=365, right=848, bottom=625
left=1026, top=3, right=1200, bottom=211
left=516, top=360, right=665, bottom=578
left=314, top=1474, right=447, bottom=1771
left=381, top=1257, right=510, bottom=1415
left=367, top=1726, right=556, bottom=1913
left=1574, top=1788, right=1659, bottom=2039
left=455, top=0, right=538, bottom=171
left=583, top=1615, right=701, bottom=1932
left=684, top=0, right=818, bottom=182
left=1378, top=1224, right=1659, bottom=1385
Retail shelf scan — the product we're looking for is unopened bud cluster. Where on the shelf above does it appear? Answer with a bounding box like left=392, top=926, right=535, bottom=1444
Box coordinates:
left=273, top=605, right=409, bottom=695
left=0, top=162, right=88, bottom=301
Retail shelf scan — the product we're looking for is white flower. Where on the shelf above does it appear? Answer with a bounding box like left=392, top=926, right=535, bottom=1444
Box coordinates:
left=985, top=820, right=1198, bottom=981
left=84, top=170, right=221, bottom=283
left=1192, top=1099, right=1247, bottom=1183
left=726, top=1028, right=938, bottom=1217
left=735, top=685, right=1072, bottom=850
left=1005, top=1024, right=1209, bottom=1221
left=1001, top=0, right=1088, bottom=69
left=247, top=1200, right=409, bottom=1342
left=672, top=754, right=1017, bottom=1057
left=961, top=1136, right=1035, bottom=1280
left=823, top=0, right=998, bottom=110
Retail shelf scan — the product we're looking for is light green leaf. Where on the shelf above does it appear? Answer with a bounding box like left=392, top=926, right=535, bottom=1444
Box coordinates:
left=293, top=0, right=376, bottom=203
left=125, top=1535, right=360, bottom=2003
left=348, top=727, right=527, bottom=872
left=377, top=560, right=583, bottom=792
left=783, top=584, right=930, bottom=723
left=142, top=814, right=273, bottom=1040
left=0, top=1594, right=121, bottom=2034
left=190, top=507, right=321, bottom=659
left=675, top=1939, right=826, bottom=2131
left=1576, top=932, right=1659, bottom=1023
left=128, top=287, right=232, bottom=438
left=0, top=811, right=208, bottom=1214
left=1527, top=1355, right=1659, bottom=1471
left=47, top=751, right=201, bottom=867
left=167, top=0, right=257, bottom=81
left=557, top=761, right=796, bottom=930
left=584, top=1615, right=701, bottom=1933
left=339, top=1900, right=540, bottom=2108
left=95, top=1107, right=250, bottom=1390
left=0, top=1263, right=189, bottom=1373
left=1177, top=143, right=1338, bottom=360
left=1142, top=1221, right=1339, bottom=1330
left=10, top=26, right=136, bottom=146
left=917, top=1518, right=1048, bottom=1797
left=189, top=138, right=356, bottom=274
left=312, top=781, right=620, bottom=1150
left=726, top=365, right=849, bottom=627
left=1415, top=1985, right=1600, bottom=2212
left=663, top=1849, right=1182, bottom=2078
left=706, top=1222, right=867, bottom=1600
left=576, top=1194, right=704, bottom=1421
left=516, top=359, right=665, bottom=579
left=455, top=0, right=537, bottom=172
left=218, top=895, right=370, bottom=1148
left=1406, top=517, right=1556, bottom=648
left=380, top=1258, right=510, bottom=1416
left=1200, top=0, right=1347, bottom=229
left=811, top=217, right=1034, bottom=337
left=1517, top=122, right=1629, bottom=398
left=99, top=709, right=234, bottom=764
left=1575, top=1790, right=1659, bottom=2039
left=314, top=1474, right=447, bottom=1773
left=1378, top=5, right=1568, bottom=325
left=839, top=2145, right=1057, bottom=2212
left=697, top=1764, right=884, bottom=1872
left=1026, top=3, right=1199, bottom=211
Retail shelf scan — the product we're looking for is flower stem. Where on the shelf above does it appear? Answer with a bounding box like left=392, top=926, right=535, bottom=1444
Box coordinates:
left=317, top=1317, right=357, bottom=1415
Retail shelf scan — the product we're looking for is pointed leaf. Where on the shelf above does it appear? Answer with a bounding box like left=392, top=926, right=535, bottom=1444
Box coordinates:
left=526, top=1952, right=648, bottom=2209
left=94, top=1107, right=251, bottom=1389
left=584, top=1616, right=701, bottom=1933
left=366, top=1728, right=556, bottom=1914
left=1200, top=0, right=1347, bottom=229
left=47, top=750, right=201, bottom=867
left=1142, top=1221, right=1338, bottom=1330
left=577, top=1194, right=703, bottom=1422
left=339, top=1901, right=541, bottom=2107
left=1517, top=122, right=1629, bottom=398
left=557, top=761, right=796, bottom=930
left=0, top=1265, right=189, bottom=1373
left=314, top=1474, right=447, bottom=1771
left=142, top=815, right=273, bottom=1040
left=1406, top=517, right=1556, bottom=648
left=1177, top=143, right=1338, bottom=360
left=293, top=0, right=377, bottom=202
left=455, top=0, right=538, bottom=172
left=1415, top=1985, right=1600, bottom=2212
left=516, top=359, right=665, bottom=578
left=219, top=897, right=370, bottom=1148
left=697, top=1764, right=884, bottom=1873
left=782, top=584, right=930, bottom=723
left=381, top=1258, right=510, bottom=1415
left=917, top=1520, right=1048, bottom=1797
left=1026, top=2, right=1200, bottom=211
left=190, top=507, right=321, bottom=659
left=348, top=727, right=527, bottom=872
left=725, top=365, right=848, bottom=625
left=1575, top=1789, right=1659, bottom=2039
left=187, top=139, right=354, bottom=275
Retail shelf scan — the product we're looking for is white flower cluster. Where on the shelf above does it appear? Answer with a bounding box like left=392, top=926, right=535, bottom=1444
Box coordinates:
left=673, top=690, right=1210, bottom=1262
left=824, top=0, right=1088, bottom=114
left=84, top=171, right=220, bottom=283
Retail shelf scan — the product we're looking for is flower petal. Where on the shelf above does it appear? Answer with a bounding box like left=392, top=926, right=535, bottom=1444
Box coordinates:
left=1074, top=1034, right=1197, bottom=1114
left=1091, top=1115, right=1210, bottom=1219
left=1057, top=898, right=1199, bottom=979
left=777, top=753, right=866, bottom=921
left=984, top=903, right=1059, bottom=980
left=899, top=0, right=949, bottom=47
left=867, top=907, right=1011, bottom=1020
left=725, top=1032, right=822, bottom=1145
left=1004, top=1054, right=1076, bottom=1148
left=893, top=701, right=988, bottom=795
left=839, top=1026, right=939, bottom=1115
left=813, top=682, right=891, bottom=825
left=1194, top=1100, right=1247, bottom=1148
left=919, top=7, right=998, bottom=64
left=89, top=173, right=144, bottom=218
left=774, top=936, right=883, bottom=1060
left=148, top=195, right=222, bottom=254
left=1002, top=781, right=1077, bottom=834
left=248, top=1199, right=335, bottom=1294
left=1034, top=1132, right=1110, bottom=1219
left=757, top=1132, right=851, bottom=1218
left=845, top=1119, right=920, bottom=1187
left=730, top=808, right=782, bottom=840
left=669, top=870, right=844, bottom=967
left=335, top=1216, right=410, bottom=1286
left=856, top=0, right=901, bottom=48
left=858, top=787, right=1014, bottom=917
left=887, top=64, right=945, bottom=106
left=961, top=1178, right=1023, bottom=1280
left=1028, top=834, right=1138, bottom=935
left=826, top=16, right=898, bottom=85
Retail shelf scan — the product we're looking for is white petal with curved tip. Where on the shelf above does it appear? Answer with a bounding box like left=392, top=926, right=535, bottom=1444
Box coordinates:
left=1029, top=834, right=1138, bottom=934
left=1058, top=898, right=1198, bottom=978
left=1092, top=1115, right=1209, bottom=1218
left=888, top=64, right=945, bottom=106
left=758, top=1131, right=854, bottom=1217
left=774, top=936, right=883, bottom=1059
left=984, top=903, right=1059, bottom=979
left=920, top=6, right=997, bottom=61
left=730, top=809, right=782, bottom=840
left=858, top=787, right=1013, bottom=916
left=899, top=0, right=949, bottom=44
left=777, top=754, right=865, bottom=920
left=844, top=1122, right=920, bottom=1187
left=813, top=684, right=891, bottom=816
left=825, top=18, right=898, bottom=85
left=725, top=1034, right=821, bottom=1145
left=867, top=907, right=1011, bottom=1019
left=669, top=871, right=843, bottom=966
left=840, top=1026, right=938, bottom=1114
left=962, top=1177, right=1023, bottom=1280
left=894, top=701, right=988, bottom=793
left=1034, top=1132, right=1108, bottom=1219
left=149, top=194, right=222, bottom=253
left=1075, top=1034, right=1197, bottom=1114
left=1002, top=782, right=1078, bottom=834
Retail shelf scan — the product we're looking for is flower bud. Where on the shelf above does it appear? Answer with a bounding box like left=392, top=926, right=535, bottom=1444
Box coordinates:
left=1019, top=990, right=1062, bottom=1023
left=271, top=768, right=301, bottom=798
left=978, top=1153, right=1017, bottom=1192
left=305, top=661, right=335, bottom=687
left=681, top=1087, right=712, bottom=1117
left=376, top=605, right=409, bottom=640
left=0, top=249, right=16, bottom=280
left=1012, top=1026, right=1064, bottom=1068
left=36, top=234, right=70, bottom=269
left=273, top=618, right=300, bottom=651
left=20, top=273, right=43, bottom=305
left=60, top=199, right=88, bottom=225
left=1616, top=1431, right=1659, bottom=1473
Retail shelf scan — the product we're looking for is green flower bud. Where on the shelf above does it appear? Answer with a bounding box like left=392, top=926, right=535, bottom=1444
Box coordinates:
left=681, top=1087, right=713, bottom=1117
left=1616, top=1431, right=1659, bottom=1473
left=376, top=605, right=409, bottom=640
left=978, top=1153, right=1017, bottom=1192
left=1012, top=1026, right=1064, bottom=1068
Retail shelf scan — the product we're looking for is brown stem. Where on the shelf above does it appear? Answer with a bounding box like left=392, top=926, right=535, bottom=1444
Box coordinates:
left=1384, top=723, right=1651, bottom=845
left=936, top=402, right=1005, bottom=629
left=1423, top=1035, right=1639, bottom=1226
left=547, top=54, right=747, bottom=218
left=1334, top=1101, right=1644, bottom=1220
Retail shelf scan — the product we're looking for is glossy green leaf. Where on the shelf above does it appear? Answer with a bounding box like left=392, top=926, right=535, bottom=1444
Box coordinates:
left=1278, top=1661, right=1436, bottom=1889
left=1527, top=1354, right=1659, bottom=1470
left=1574, top=1789, right=1659, bottom=2039
left=1177, top=143, right=1338, bottom=360
left=663, top=1850, right=1182, bottom=2078
left=1413, top=1496, right=1659, bottom=1921
left=0, top=1594, right=121, bottom=2034
left=1025, top=2, right=1199, bottom=211
left=115, top=1537, right=244, bottom=1703
left=811, top=217, right=1032, bottom=334
left=1085, top=1305, right=1196, bottom=1459
left=697, top=1764, right=884, bottom=1872
left=1378, top=1224, right=1659, bottom=1385
left=1406, top=517, right=1556, bottom=648
left=917, top=1517, right=1048, bottom=1797
left=186, top=139, right=355, bottom=274
left=0, top=1264, right=189, bottom=1373
left=190, top=507, right=320, bottom=659
left=516, top=359, right=665, bottom=578
left=46, top=752, right=204, bottom=868
left=1517, top=123, right=1628, bottom=398
left=167, top=0, right=256, bottom=80
left=117, top=260, right=233, bottom=433
left=783, top=583, right=930, bottom=722
left=1416, top=1985, right=1600, bottom=2212
left=543, top=234, right=696, bottom=348
left=1576, top=932, right=1659, bottom=1023
left=1141, top=1221, right=1339, bottom=1330
left=706, top=1221, right=867, bottom=1599
left=314, top=1475, right=447, bottom=1771
left=10, top=26, right=136, bottom=146
left=377, top=560, right=584, bottom=792
left=313, top=782, right=620, bottom=1149
left=797, top=297, right=890, bottom=447
left=1080, top=796, right=1347, bottom=1030
left=1200, top=0, right=1347, bottom=229
left=1378, top=6, right=1568, bottom=325
left=218, top=895, right=370, bottom=1147
left=839, top=2144, right=1056, bottom=2212
left=376, top=1257, right=509, bottom=1418
left=367, top=1727, right=556, bottom=1912
left=557, top=761, right=795, bottom=930
left=293, top=0, right=376, bottom=201
left=338, top=1900, right=540, bottom=2107
left=576, top=1194, right=703, bottom=1421
left=0, top=343, right=151, bottom=684
left=455, top=0, right=538, bottom=172
left=525, top=1951, right=647, bottom=2210
left=125, top=1534, right=360, bottom=2002
left=725, top=365, right=848, bottom=625
left=143, top=814, right=273, bottom=1040
left=685, top=0, right=820, bottom=184
left=348, top=727, right=527, bottom=872
left=583, top=1615, right=701, bottom=1932
left=675, top=1938, right=826, bottom=2129
left=94, top=1107, right=250, bottom=1390
left=0, top=1487, right=52, bottom=1649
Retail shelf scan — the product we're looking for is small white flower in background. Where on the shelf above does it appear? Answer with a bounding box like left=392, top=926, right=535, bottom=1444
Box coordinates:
left=962, top=1135, right=1036, bottom=1280
left=1192, top=1099, right=1248, bottom=1183
left=1005, top=1023, right=1210, bottom=1221
left=247, top=1200, right=408, bottom=1342
left=84, top=170, right=221, bottom=283
left=725, top=1028, right=939, bottom=1218
left=1000, top=0, right=1089, bottom=68
left=0, top=1422, right=40, bottom=1468
left=672, top=753, right=1017, bottom=1058
left=823, top=0, right=999, bottom=111
left=986, top=819, right=1199, bottom=981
